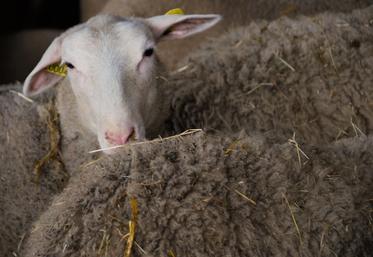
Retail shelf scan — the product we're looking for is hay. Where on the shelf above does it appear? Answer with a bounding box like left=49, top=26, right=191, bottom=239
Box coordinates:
left=275, top=53, right=296, bottom=72
left=97, top=229, right=111, bottom=257
left=88, top=129, right=203, bottom=154
left=33, top=101, right=67, bottom=182
left=9, top=90, right=34, bottom=103
left=282, top=193, right=302, bottom=245
left=288, top=133, right=310, bottom=168
left=123, top=198, right=138, bottom=257
left=168, top=249, right=177, bottom=257
left=225, top=185, right=257, bottom=206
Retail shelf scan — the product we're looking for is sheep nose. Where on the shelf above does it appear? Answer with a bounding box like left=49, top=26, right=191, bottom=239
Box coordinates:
left=105, top=128, right=134, bottom=145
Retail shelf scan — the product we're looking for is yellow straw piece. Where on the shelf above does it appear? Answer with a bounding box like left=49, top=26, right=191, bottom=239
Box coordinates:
left=165, top=8, right=185, bottom=15
left=124, top=198, right=138, bottom=257
left=46, top=63, right=67, bottom=77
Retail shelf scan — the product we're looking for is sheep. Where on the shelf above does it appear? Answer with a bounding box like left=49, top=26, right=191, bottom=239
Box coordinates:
left=101, top=0, right=373, bottom=70
left=17, top=6, right=373, bottom=256
left=0, top=87, right=67, bottom=257
left=24, top=2, right=371, bottom=161
left=0, top=12, right=220, bottom=257
left=1, top=2, right=372, bottom=256
left=168, top=5, right=373, bottom=146
left=19, top=132, right=373, bottom=257
left=23, top=13, right=221, bottom=156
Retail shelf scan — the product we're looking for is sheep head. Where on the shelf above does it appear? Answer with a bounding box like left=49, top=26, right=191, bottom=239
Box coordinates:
left=23, top=13, right=221, bottom=154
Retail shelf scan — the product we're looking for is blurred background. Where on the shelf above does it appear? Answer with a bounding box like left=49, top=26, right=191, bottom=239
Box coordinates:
left=0, top=0, right=109, bottom=84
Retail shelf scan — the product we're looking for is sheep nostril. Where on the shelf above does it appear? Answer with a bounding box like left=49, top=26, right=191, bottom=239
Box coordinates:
left=104, top=128, right=135, bottom=145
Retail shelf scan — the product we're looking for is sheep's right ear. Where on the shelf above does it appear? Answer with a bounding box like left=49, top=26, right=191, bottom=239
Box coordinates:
left=23, top=37, right=64, bottom=97
left=146, top=14, right=222, bottom=41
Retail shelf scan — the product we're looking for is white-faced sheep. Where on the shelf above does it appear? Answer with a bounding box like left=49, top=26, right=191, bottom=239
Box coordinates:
left=16, top=5, right=373, bottom=257
left=0, top=14, right=220, bottom=257
left=0, top=11, right=221, bottom=257
left=2, top=2, right=373, bottom=256
left=23, top=13, right=221, bottom=156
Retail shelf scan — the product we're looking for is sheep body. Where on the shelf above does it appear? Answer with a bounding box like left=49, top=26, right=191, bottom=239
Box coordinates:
left=20, top=132, right=373, bottom=257
left=0, top=87, right=67, bottom=257
left=169, top=5, right=373, bottom=145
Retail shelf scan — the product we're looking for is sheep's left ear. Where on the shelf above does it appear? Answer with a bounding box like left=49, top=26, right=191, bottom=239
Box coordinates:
left=146, top=14, right=222, bottom=41
left=23, top=36, right=64, bottom=97
left=23, top=23, right=85, bottom=97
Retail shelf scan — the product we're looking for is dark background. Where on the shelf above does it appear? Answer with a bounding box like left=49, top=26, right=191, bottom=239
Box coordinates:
left=0, top=0, right=81, bottom=84
left=0, top=0, right=80, bottom=33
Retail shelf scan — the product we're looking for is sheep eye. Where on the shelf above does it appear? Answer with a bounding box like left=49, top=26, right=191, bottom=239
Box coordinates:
left=65, top=62, right=75, bottom=69
left=143, top=48, right=154, bottom=57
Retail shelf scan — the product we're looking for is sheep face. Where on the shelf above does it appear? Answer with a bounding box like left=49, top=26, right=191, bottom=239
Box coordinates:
left=23, top=14, right=221, bottom=154
left=61, top=16, right=158, bottom=149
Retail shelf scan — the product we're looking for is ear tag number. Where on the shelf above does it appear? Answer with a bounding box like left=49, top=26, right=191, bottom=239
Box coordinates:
left=46, top=63, right=67, bottom=77
left=165, top=8, right=185, bottom=15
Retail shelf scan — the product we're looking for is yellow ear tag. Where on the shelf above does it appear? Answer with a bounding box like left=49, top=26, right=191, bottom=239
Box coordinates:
left=165, top=8, right=185, bottom=15
left=46, top=63, right=67, bottom=77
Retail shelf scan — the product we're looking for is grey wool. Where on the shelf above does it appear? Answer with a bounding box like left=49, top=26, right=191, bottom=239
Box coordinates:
left=169, top=6, right=373, bottom=145
left=0, top=87, right=67, bottom=257
left=20, top=133, right=373, bottom=257
left=0, top=4, right=372, bottom=257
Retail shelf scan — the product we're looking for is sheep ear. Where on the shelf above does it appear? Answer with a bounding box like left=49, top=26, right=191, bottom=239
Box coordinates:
left=23, top=37, right=64, bottom=97
left=146, top=14, right=222, bottom=41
